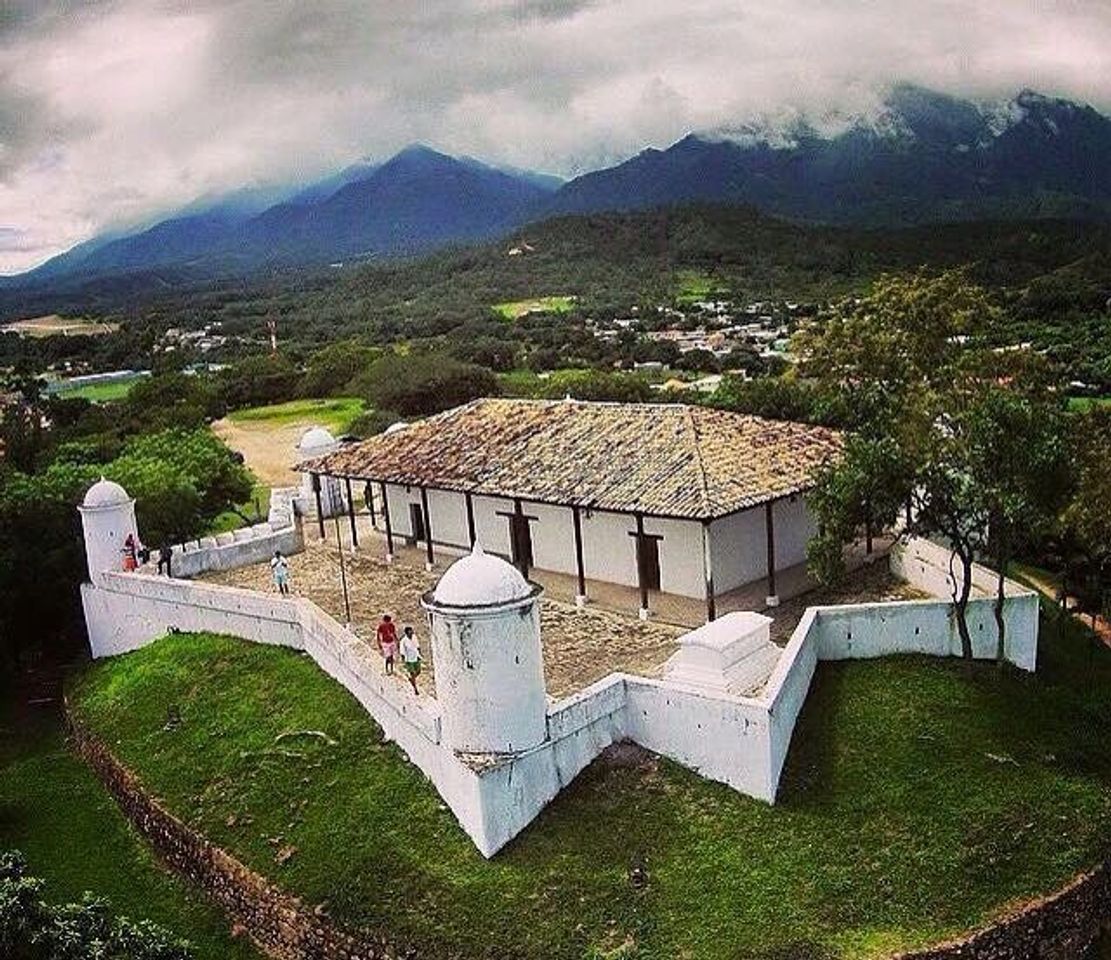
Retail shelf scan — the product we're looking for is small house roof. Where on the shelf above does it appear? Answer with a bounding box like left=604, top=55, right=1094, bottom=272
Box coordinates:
left=296, top=398, right=841, bottom=521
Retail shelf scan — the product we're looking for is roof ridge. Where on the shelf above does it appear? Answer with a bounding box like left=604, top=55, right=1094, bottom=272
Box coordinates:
left=685, top=405, right=714, bottom=519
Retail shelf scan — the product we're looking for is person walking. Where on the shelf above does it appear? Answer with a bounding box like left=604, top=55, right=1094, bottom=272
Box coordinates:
left=376, top=614, right=399, bottom=675
left=400, top=625, right=422, bottom=695
left=270, top=550, right=290, bottom=596
left=157, top=541, right=173, bottom=577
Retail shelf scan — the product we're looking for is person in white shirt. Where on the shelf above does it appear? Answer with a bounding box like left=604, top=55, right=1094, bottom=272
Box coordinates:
left=400, top=626, right=422, bottom=695
left=270, top=550, right=290, bottom=596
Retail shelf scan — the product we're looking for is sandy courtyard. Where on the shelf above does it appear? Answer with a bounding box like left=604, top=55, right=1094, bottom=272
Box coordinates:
left=202, top=533, right=684, bottom=700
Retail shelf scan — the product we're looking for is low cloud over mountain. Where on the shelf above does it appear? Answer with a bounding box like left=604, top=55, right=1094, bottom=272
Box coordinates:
left=2, top=1, right=1111, bottom=273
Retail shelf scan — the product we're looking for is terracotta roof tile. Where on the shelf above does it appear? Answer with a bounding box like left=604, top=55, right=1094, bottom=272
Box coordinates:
left=297, top=398, right=842, bottom=520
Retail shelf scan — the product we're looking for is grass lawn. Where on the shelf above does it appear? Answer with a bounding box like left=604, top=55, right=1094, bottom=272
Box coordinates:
left=67, top=608, right=1111, bottom=960
left=492, top=295, right=576, bottom=320
left=1068, top=396, right=1111, bottom=413
left=226, top=396, right=365, bottom=432
left=0, top=700, right=259, bottom=960
left=51, top=377, right=144, bottom=402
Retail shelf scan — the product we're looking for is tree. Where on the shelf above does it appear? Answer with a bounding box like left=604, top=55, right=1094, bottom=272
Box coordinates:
left=961, top=374, right=1069, bottom=662
left=709, top=374, right=830, bottom=425
left=298, top=340, right=380, bottom=398
left=124, top=373, right=225, bottom=432
left=537, top=369, right=653, bottom=403
left=0, top=851, right=193, bottom=960
left=799, top=271, right=1064, bottom=661
left=1061, top=406, right=1111, bottom=651
left=353, top=353, right=498, bottom=416
left=217, top=354, right=299, bottom=410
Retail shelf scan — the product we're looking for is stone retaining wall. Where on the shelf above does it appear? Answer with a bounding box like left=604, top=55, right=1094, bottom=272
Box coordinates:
left=896, top=862, right=1110, bottom=959
left=66, top=709, right=399, bottom=960
left=67, top=705, right=1109, bottom=960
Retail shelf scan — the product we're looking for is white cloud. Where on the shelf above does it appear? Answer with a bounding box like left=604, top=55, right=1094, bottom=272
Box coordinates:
left=0, top=0, right=1109, bottom=273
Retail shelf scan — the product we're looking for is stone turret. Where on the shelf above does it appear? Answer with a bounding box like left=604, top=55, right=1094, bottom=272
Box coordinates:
left=78, top=478, right=138, bottom=582
left=422, top=544, right=547, bottom=756
left=297, top=426, right=345, bottom=519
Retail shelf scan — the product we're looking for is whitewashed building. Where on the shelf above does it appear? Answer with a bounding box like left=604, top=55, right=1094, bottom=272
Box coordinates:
left=298, top=398, right=842, bottom=621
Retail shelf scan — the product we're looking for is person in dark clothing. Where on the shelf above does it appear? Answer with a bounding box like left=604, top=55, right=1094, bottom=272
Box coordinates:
left=157, top=542, right=173, bottom=577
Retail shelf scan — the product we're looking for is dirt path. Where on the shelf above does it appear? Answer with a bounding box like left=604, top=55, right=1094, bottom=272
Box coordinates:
left=211, top=417, right=317, bottom=487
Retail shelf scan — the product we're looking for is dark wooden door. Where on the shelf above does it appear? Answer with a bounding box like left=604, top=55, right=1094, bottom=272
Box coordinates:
left=408, top=503, right=426, bottom=545
left=639, top=535, right=661, bottom=592
left=510, top=515, right=534, bottom=574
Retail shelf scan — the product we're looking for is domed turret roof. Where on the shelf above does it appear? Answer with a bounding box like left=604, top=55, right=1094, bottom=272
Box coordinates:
left=82, top=477, right=131, bottom=509
left=432, top=544, right=532, bottom=607
left=297, top=425, right=337, bottom=453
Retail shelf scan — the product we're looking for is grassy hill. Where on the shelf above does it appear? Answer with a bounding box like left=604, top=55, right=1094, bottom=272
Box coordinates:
left=67, top=608, right=1111, bottom=960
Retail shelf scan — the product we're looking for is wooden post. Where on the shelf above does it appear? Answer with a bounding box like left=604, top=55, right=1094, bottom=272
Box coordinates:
left=465, top=492, right=476, bottom=548
left=702, top=519, right=716, bottom=622
left=380, top=481, right=394, bottom=559
left=635, top=513, right=649, bottom=618
left=420, top=486, right=434, bottom=570
left=765, top=500, right=778, bottom=606
left=345, top=478, right=358, bottom=549
left=312, top=473, right=325, bottom=540
left=365, top=481, right=376, bottom=526
left=572, top=505, right=587, bottom=605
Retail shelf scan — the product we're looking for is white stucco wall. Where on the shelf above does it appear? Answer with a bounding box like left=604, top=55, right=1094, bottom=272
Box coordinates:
left=167, top=522, right=302, bottom=579
left=624, top=677, right=774, bottom=800
left=710, top=496, right=817, bottom=596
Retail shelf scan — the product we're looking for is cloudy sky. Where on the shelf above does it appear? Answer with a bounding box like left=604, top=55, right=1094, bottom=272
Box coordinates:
left=1, top=0, right=1109, bottom=274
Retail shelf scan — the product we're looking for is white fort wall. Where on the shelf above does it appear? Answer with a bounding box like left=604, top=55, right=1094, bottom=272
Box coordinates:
left=80, top=533, right=1040, bottom=858
left=374, top=482, right=816, bottom=600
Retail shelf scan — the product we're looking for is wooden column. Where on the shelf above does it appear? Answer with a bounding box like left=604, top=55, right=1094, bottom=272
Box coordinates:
left=380, top=481, right=394, bottom=559
left=420, top=486, right=434, bottom=570
left=312, top=473, right=325, bottom=539
left=572, top=505, right=587, bottom=604
left=465, top=492, right=476, bottom=548
left=364, top=481, right=376, bottom=526
left=345, top=478, right=358, bottom=549
left=635, top=513, right=649, bottom=617
left=765, top=500, right=778, bottom=606
left=702, top=519, right=716, bottom=623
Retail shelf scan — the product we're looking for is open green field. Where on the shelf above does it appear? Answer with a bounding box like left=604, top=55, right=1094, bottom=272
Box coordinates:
left=674, top=269, right=728, bottom=304
left=68, top=609, right=1111, bottom=960
left=1068, top=396, right=1111, bottom=413
left=492, top=295, right=576, bottom=320
left=0, top=700, right=258, bottom=960
left=50, top=375, right=146, bottom=402
left=226, top=396, right=365, bottom=431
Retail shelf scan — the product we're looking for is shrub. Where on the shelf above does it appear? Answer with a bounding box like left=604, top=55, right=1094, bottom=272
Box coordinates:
left=352, top=354, right=498, bottom=416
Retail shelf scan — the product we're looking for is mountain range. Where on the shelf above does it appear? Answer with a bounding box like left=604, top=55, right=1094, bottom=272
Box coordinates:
left=8, top=84, right=1111, bottom=292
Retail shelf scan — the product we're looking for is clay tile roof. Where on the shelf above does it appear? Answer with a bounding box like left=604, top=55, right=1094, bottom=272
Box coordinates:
left=297, top=398, right=842, bottom=520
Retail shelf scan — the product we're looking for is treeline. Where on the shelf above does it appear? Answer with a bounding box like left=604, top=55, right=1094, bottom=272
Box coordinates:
left=4, top=206, right=1110, bottom=388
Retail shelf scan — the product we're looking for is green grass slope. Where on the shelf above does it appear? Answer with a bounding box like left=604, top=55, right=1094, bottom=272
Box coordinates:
left=68, top=612, right=1111, bottom=960
left=0, top=705, right=259, bottom=960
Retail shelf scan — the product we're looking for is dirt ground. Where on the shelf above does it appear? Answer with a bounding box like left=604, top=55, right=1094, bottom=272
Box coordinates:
left=211, top=417, right=318, bottom=487
left=202, top=535, right=684, bottom=700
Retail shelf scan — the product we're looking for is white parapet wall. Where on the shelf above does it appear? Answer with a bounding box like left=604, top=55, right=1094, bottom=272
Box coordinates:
left=79, top=535, right=1042, bottom=858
